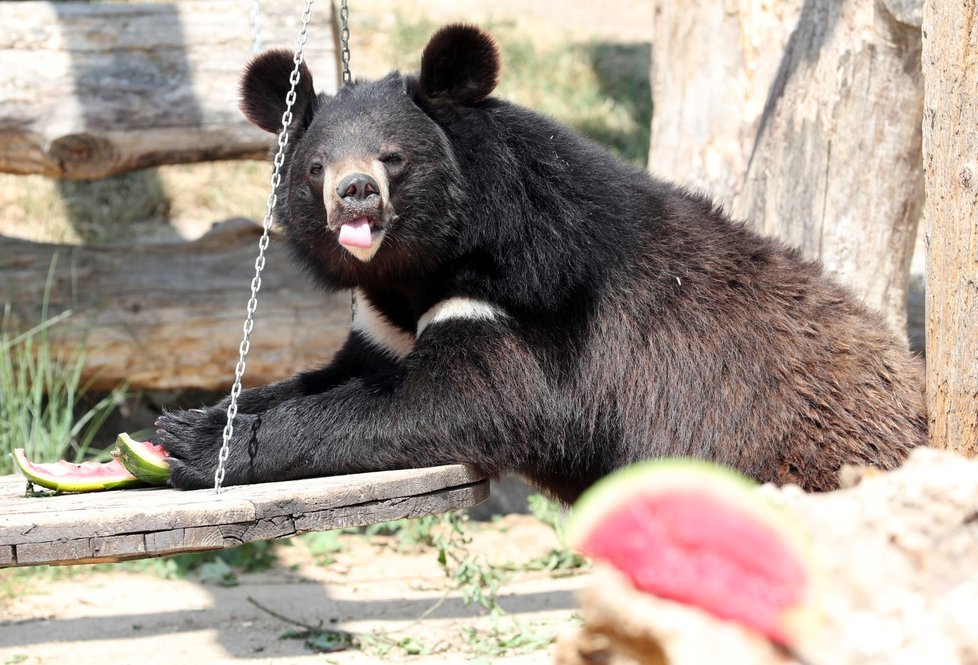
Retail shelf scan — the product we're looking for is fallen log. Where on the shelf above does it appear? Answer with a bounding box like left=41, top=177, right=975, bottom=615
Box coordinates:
left=0, top=0, right=339, bottom=179
left=0, top=221, right=351, bottom=391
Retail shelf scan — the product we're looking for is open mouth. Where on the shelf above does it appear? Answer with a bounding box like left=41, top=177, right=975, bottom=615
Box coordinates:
left=338, top=216, right=378, bottom=249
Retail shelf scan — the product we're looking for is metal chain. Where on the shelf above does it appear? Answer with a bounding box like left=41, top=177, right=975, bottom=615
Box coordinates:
left=249, top=0, right=263, bottom=53
left=339, top=0, right=356, bottom=321
left=339, top=0, right=351, bottom=84
left=214, top=0, right=316, bottom=493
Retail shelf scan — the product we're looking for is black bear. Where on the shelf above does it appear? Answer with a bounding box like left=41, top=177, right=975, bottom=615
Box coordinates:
left=157, top=25, right=926, bottom=502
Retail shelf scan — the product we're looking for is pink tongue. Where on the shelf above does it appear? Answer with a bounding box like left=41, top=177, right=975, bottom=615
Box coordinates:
left=339, top=217, right=373, bottom=249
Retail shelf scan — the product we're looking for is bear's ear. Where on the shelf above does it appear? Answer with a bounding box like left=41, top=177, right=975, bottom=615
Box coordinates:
left=239, top=49, right=318, bottom=133
left=417, top=24, right=500, bottom=106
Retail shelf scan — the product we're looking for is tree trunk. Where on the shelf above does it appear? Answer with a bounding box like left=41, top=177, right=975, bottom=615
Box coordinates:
left=732, top=0, right=925, bottom=334
left=648, top=0, right=803, bottom=208
left=0, top=222, right=351, bottom=392
left=0, top=1, right=339, bottom=179
left=922, top=0, right=978, bottom=455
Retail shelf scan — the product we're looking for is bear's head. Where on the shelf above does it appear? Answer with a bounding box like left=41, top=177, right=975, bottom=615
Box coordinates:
left=239, top=24, right=500, bottom=287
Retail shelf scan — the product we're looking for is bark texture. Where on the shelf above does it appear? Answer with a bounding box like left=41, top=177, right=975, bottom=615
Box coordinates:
left=732, top=0, right=925, bottom=333
left=0, top=221, right=351, bottom=391
left=648, top=0, right=803, bottom=208
left=922, top=0, right=978, bottom=455
left=0, top=0, right=339, bottom=179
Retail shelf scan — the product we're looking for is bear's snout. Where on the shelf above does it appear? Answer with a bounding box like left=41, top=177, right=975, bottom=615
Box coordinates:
left=337, top=173, right=380, bottom=203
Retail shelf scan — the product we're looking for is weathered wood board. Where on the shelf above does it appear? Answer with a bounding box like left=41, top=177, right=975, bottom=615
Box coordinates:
left=0, top=465, right=489, bottom=568
left=0, top=220, right=351, bottom=391
left=0, top=0, right=339, bottom=179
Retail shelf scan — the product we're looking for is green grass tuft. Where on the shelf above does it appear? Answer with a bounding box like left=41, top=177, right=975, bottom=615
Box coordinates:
left=0, top=258, right=126, bottom=475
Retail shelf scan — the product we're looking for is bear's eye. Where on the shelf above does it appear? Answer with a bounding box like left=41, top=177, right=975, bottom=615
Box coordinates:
left=309, top=162, right=324, bottom=176
left=380, top=153, right=404, bottom=165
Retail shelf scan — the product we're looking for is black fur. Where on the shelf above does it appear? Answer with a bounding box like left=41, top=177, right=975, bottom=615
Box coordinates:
left=158, top=25, right=926, bottom=502
left=418, top=23, right=500, bottom=106
left=239, top=49, right=318, bottom=133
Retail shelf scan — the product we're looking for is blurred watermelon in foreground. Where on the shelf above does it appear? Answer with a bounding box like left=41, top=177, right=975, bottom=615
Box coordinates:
left=567, top=460, right=818, bottom=647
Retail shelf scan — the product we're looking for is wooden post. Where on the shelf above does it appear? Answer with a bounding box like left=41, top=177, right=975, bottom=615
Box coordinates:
left=648, top=0, right=802, bottom=207
left=732, top=0, right=925, bottom=334
left=922, top=0, right=978, bottom=455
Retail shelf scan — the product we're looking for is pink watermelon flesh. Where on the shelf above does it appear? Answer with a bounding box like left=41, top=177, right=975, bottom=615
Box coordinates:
left=135, top=440, right=168, bottom=460
left=579, top=489, right=806, bottom=644
left=29, top=458, right=133, bottom=479
left=12, top=448, right=144, bottom=492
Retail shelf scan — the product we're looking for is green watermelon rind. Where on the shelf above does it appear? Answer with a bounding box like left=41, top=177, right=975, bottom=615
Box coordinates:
left=115, top=433, right=171, bottom=486
left=568, top=459, right=807, bottom=555
left=567, top=459, right=820, bottom=644
left=11, top=448, right=146, bottom=493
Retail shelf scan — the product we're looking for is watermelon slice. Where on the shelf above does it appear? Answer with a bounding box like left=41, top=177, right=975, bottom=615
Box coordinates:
left=11, top=448, right=146, bottom=492
left=10, top=434, right=171, bottom=493
left=114, top=433, right=170, bottom=485
left=568, top=460, right=818, bottom=647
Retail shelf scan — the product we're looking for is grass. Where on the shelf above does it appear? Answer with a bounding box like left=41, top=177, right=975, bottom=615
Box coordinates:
left=0, top=260, right=126, bottom=475
left=265, top=498, right=586, bottom=659
left=0, top=162, right=271, bottom=244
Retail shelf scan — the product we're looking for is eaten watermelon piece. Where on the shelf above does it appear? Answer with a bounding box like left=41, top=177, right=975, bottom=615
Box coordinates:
left=568, top=460, right=818, bottom=647
left=114, top=433, right=171, bottom=485
left=11, top=448, right=146, bottom=492
left=11, top=434, right=172, bottom=493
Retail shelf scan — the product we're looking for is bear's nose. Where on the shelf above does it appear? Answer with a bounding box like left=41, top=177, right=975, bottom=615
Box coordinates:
left=336, top=173, right=380, bottom=202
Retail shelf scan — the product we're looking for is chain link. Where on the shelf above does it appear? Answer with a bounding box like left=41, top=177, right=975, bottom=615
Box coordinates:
left=339, top=1, right=355, bottom=320
left=214, top=0, right=316, bottom=493
left=340, top=0, right=351, bottom=84
left=249, top=0, right=262, bottom=53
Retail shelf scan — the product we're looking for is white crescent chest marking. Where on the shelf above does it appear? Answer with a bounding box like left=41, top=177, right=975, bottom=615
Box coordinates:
left=417, top=297, right=507, bottom=336
left=351, top=290, right=415, bottom=359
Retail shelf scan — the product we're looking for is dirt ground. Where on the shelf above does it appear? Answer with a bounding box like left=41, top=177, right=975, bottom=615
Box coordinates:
left=0, top=515, right=591, bottom=664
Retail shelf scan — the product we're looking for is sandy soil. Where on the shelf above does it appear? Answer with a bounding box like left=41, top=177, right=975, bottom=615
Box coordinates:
left=0, top=515, right=591, bottom=664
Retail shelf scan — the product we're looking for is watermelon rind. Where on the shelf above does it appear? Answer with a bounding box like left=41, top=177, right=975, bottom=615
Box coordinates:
left=11, top=448, right=146, bottom=493
left=568, top=459, right=806, bottom=556
left=114, top=433, right=171, bottom=486
left=567, top=459, right=819, bottom=646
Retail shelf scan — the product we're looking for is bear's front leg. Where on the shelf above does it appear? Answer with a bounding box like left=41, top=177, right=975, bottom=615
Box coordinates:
left=156, top=331, right=403, bottom=487
left=160, top=319, right=553, bottom=490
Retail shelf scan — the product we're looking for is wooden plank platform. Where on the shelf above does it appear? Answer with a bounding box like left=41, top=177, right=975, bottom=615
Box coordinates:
left=0, top=466, right=488, bottom=568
